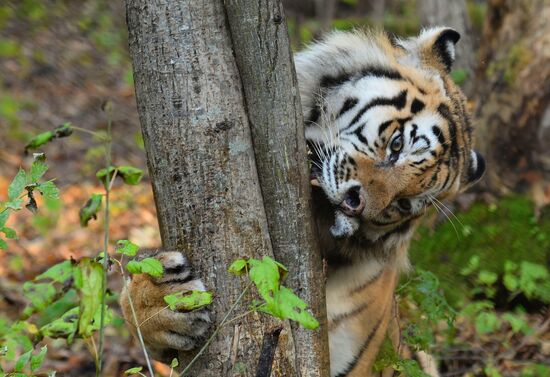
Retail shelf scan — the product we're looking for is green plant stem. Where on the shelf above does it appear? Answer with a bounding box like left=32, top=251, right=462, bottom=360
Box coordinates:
left=97, top=110, right=113, bottom=376
left=221, top=308, right=257, bottom=328
left=180, top=283, right=253, bottom=376
left=71, top=125, right=106, bottom=139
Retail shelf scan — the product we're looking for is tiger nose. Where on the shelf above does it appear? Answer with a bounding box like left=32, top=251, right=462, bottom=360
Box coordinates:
left=339, top=186, right=365, bottom=217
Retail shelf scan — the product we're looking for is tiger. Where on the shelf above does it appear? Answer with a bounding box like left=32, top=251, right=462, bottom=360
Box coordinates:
left=120, top=27, right=485, bottom=377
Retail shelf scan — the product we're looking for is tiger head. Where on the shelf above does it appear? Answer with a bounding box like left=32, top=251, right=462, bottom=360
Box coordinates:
left=296, top=28, right=485, bottom=238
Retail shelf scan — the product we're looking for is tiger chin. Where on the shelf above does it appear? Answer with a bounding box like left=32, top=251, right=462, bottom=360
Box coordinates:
left=120, top=27, right=485, bottom=377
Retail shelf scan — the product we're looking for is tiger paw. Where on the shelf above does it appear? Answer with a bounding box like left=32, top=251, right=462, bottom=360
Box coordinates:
left=120, top=250, right=211, bottom=362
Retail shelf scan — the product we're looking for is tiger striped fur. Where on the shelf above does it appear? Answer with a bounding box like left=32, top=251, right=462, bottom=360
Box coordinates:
left=120, top=27, right=485, bottom=376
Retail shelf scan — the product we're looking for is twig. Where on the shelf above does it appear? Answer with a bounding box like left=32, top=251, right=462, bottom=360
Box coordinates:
left=255, top=326, right=283, bottom=377
left=180, top=283, right=253, bottom=376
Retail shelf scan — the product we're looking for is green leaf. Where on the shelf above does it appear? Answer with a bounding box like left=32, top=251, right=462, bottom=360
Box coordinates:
left=503, top=273, right=518, bottom=291
left=30, top=158, right=48, bottom=182
left=0, top=211, right=8, bottom=227
left=36, top=260, right=74, bottom=283
left=478, top=270, right=498, bottom=286
left=475, top=311, right=501, bottom=335
left=96, top=166, right=116, bottom=187
left=4, top=198, right=23, bottom=211
left=450, top=68, right=468, bottom=86
left=503, top=312, right=532, bottom=335
left=1, top=226, right=17, bottom=239
left=14, top=348, right=32, bottom=372
left=23, top=282, right=57, bottom=316
left=0, top=238, right=7, bottom=250
left=170, top=358, right=179, bottom=369
left=163, top=291, right=213, bottom=311
left=30, top=345, right=47, bottom=371
left=246, top=257, right=317, bottom=329
left=39, top=306, right=79, bottom=342
left=74, top=258, right=104, bottom=337
left=37, top=181, right=59, bottom=200
left=25, top=131, right=55, bottom=153
left=24, top=123, right=73, bottom=153
left=117, top=166, right=143, bottom=185
left=126, top=257, right=164, bottom=278
left=373, top=336, right=400, bottom=372
left=248, top=257, right=285, bottom=304
left=125, top=367, right=143, bottom=375
left=116, top=240, right=139, bottom=257
left=8, top=169, right=26, bottom=201
left=228, top=258, right=248, bottom=275
left=264, top=286, right=319, bottom=329
left=79, top=193, right=102, bottom=227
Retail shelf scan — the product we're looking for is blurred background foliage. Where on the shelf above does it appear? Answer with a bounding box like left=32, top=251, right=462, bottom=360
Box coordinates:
left=0, top=0, right=549, bottom=376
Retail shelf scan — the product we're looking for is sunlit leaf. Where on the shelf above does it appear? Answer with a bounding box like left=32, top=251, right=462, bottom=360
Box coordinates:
left=228, top=258, right=248, bottom=275
left=116, top=240, right=139, bottom=257
left=244, top=257, right=317, bottom=329
left=126, top=257, right=163, bottom=278
left=74, top=258, right=104, bottom=337
left=163, top=291, right=213, bottom=311
left=79, top=193, right=102, bottom=227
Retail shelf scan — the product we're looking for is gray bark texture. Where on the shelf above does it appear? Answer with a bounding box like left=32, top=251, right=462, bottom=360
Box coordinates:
left=472, top=0, right=550, bottom=194
left=417, top=0, right=477, bottom=95
left=125, top=0, right=329, bottom=376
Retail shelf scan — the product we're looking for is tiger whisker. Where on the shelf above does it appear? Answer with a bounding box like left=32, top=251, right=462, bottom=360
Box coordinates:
left=430, top=196, right=464, bottom=229
left=428, top=195, right=460, bottom=239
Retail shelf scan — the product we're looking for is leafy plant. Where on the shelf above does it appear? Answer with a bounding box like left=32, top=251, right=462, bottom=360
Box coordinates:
left=228, top=256, right=319, bottom=330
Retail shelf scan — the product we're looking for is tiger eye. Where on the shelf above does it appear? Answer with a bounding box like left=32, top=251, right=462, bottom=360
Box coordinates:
left=390, top=135, right=403, bottom=153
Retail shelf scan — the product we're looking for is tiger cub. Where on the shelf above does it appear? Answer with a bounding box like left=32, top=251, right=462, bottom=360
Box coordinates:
left=120, top=27, right=485, bottom=376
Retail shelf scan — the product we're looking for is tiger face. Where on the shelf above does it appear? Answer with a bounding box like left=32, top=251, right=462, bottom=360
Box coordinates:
left=297, top=28, right=485, bottom=238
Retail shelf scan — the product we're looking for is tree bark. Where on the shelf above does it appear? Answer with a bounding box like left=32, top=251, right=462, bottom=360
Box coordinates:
left=126, top=0, right=329, bottom=376
left=224, top=1, right=329, bottom=375
left=472, top=0, right=550, bottom=194
left=417, top=0, right=477, bottom=95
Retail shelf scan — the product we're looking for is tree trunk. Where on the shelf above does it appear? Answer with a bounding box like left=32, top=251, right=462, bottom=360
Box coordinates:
left=472, top=0, right=550, bottom=194
left=224, top=1, right=330, bottom=375
left=417, top=0, right=477, bottom=95
left=126, top=0, right=329, bottom=376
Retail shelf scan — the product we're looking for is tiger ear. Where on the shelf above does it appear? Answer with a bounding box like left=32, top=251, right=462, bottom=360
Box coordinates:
left=466, top=150, right=486, bottom=185
left=418, top=27, right=461, bottom=72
